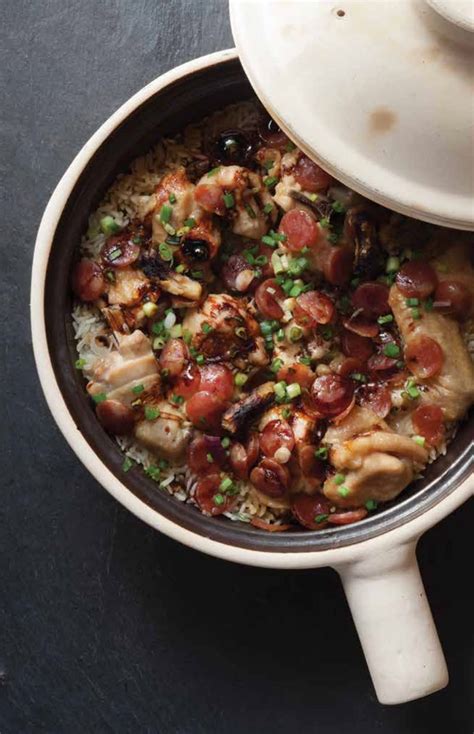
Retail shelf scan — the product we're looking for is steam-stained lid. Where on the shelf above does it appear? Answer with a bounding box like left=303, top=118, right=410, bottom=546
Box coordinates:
left=230, top=0, right=474, bottom=229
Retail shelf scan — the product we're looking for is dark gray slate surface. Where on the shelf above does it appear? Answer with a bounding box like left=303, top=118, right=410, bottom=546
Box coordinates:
left=1, top=1, right=472, bottom=732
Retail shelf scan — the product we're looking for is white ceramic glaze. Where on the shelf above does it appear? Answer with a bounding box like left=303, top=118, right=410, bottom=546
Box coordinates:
left=31, top=49, right=474, bottom=705
left=230, top=0, right=474, bottom=230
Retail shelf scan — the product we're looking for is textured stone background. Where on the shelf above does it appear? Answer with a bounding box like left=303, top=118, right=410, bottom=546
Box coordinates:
left=1, top=1, right=472, bottom=731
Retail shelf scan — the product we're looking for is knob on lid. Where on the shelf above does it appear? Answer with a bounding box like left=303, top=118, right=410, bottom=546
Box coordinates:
left=230, top=0, right=474, bottom=229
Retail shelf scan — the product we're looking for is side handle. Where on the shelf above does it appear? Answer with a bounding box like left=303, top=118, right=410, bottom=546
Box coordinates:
left=337, top=541, right=448, bottom=704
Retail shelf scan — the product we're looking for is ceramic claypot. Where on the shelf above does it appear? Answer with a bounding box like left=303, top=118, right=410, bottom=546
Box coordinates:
left=31, top=50, right=473, bottom=705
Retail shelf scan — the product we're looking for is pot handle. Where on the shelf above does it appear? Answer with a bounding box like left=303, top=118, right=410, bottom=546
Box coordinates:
left=337, top=541, right=448, bottom=704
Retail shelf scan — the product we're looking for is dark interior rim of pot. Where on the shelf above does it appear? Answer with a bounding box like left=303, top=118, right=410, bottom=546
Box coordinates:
left=43, top=56, right=474, bottom=553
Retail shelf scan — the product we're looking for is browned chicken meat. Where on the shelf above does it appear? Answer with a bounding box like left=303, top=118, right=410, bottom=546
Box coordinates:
left=182, top=294, right=269, bottom=367
left=87, top=330, right=159, bottom=405
left=135, top=401, right=192, bottom=461
left=322, top=407, right=429, bottom=508
left=389, top=282, right=474, bottom=422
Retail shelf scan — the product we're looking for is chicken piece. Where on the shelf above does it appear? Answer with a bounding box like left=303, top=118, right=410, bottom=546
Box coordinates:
left=272, top=149, right=301, bottom=212
left=222, top=382, right=275, bottom=434
left=87, top=330, right=159, bottom=406
left=389, top=284, right=474, bottom=421
left=151, top=167, right=199, bottom=243
left=107, top=267, right=149, bottom=306
left=139, top=254, right=202, bottom=302
left=134, top=400, right=192, bottom=461
left=255, top=146, right=282, bottom=178
left=322, top=406, right=428, bottom=508
left=182, top=294, right=269, bottom=367
left=196, top=165, right=276, bottom=240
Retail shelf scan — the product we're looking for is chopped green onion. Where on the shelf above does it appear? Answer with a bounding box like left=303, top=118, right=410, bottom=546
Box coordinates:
left=143, top=301, right=158, bottom=318
left=337, top=485, right=350, bottom=498
left=307, top=193, right=318, bottom=202
left=153, top=336, right=166, bottom=350
left=270, top=230, right=286, bottom=242
left=406, top=297, right=419, bottom=307
left=289, top=283, right=304, bottom=298
left=413, top=435, right=426, bottom=447
left=276, top=328, right=285, bottom=342
left=132, top=384, right=145, bottom=395
left=424, top=297, right=434, bottom=311
left=202, top=322, right=213, bottom=334
left=411, top=307, right=421, bottom=320
left=262, top=234, right=276, bottom=247
left=254, top=255, right=268, bottom=266
left=92, top=392, right=107, bottom=404
left=299, top=356, right=311, bottom=366
left=245, top=203, right=256, bottom=219
left=182, top=329, right=192, bottom=345
left=168, top=192, right=177, bottom=204
left=365, top=499, right=378, bottom=511
left=271, top=358, right=283, bottom=373
left=184, top=217, right=196, bottom=228
left=206, top=453, right=214, bottom=463
left=315, top=514, right=329, bottom=524
left=160, top=204, right=172, bottom=224
left=331, top=200, right=345, bottom=213
left=223, top=192, right=235, bottom=209
left=282, top=279, right=294, bottom=295
left=260, top=320, right=274, bottom=336
left=158, top=242, right=173, bottom=261
left=334, top=473, right=345, bottom=485
left=170, top=394, right=184, bottom=405
left=213, top=493, right=225, bottom=506
left=281, top=407, right=291, bottom=419
left=75, top=358, right=86, bottom=370
left=175, top=264, right=186, bottom=274
left=196, top=354, right=205, bottom=365
left=350, top=372, right=366, bottom=383
left=221, top=437, right=230, bottom=448
left=274, top=381, right=287, bottom=400
left=319, top=217, right=330, bottom=229
left=191, top=270, right=203, bottom=279
left=386, top=256, right=400, bottom=273
left=144, top=406, right=160, bottom=421
left=234, top=373, right=248, bottom=387
left=105, top=270, right=115, bottom=283
left=122, top=457, right=134, bottom=472
left=219, top=477, right=234, bottom=493
left=327, top=233, right=339, bottom=245
left=207, top=166, right=221, bottom=177
left=289, top=326, right=303, bottom=342
left=320, top=325, right=333, bottom=341
left=383, top=343, right=400, bottom=358
left=377, top=314, right=393, bottom=325
left=169, top=324, right=182, bottom=339
left=263, top=203, right=274, bottom=214
left=263, top=175, right=279, bottom=188
left=145, top=465, right=161, bottom=481
left=132, top=236, right=142, bottom=244
left=286, top=382, right=301, bottom=399
left=100, top=215, right=121, bottom=235
left=285, top=141, right=296, bottom=152
left=263, top=159, right=275, bottom=171
left=108, top=247, right=122, bottom=261
left=315, top=446, right=328, bottom=460
left=405, top=379, right=421, bottom=400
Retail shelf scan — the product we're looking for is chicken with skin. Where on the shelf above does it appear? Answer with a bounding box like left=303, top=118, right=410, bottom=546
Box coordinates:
left=322, top=407, right=428, bottom=508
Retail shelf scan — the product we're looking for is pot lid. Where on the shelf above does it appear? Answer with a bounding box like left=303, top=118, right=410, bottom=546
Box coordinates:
left=230, top=0, right=474, bottom=230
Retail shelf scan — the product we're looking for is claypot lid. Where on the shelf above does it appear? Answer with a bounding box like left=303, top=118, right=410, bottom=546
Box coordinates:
left=230, top=0, right=474, bottom=230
